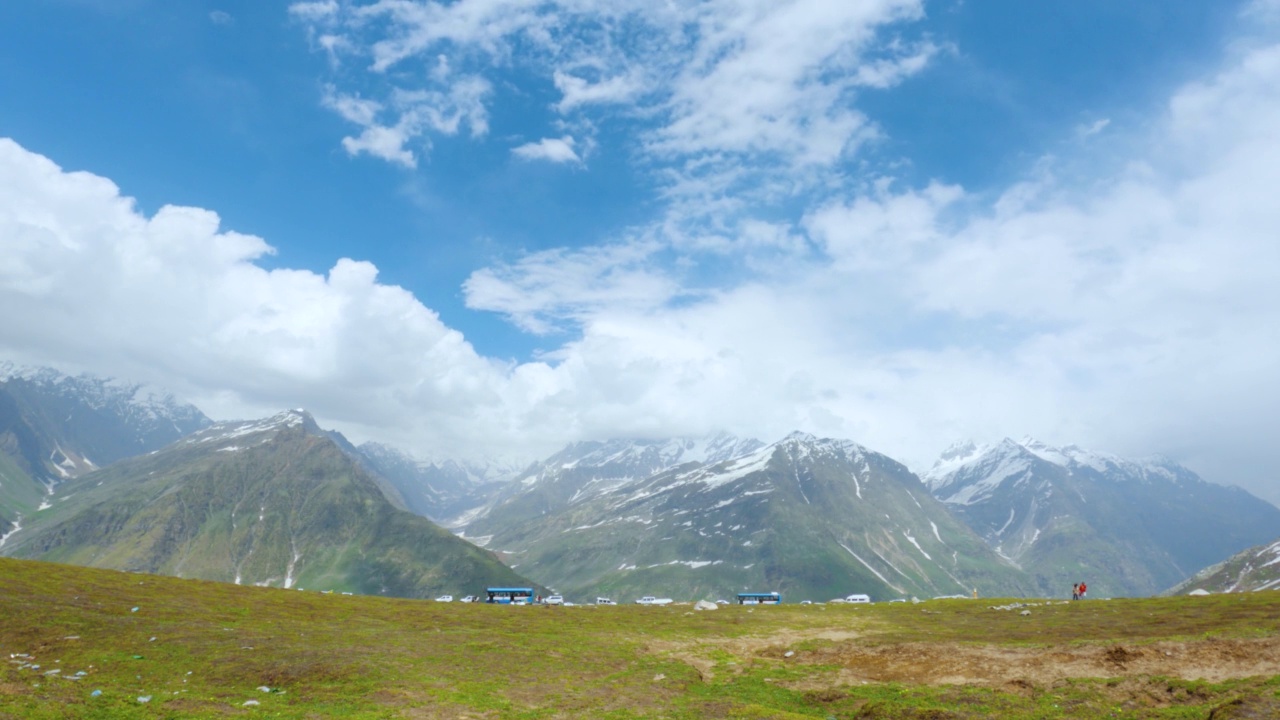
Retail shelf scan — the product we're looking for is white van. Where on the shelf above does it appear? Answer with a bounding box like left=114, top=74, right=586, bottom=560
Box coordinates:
left=844, top=594, right=871, bottom=604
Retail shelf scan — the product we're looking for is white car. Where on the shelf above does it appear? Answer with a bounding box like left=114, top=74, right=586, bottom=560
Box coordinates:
left=545, top=595, right=565, bottom=605
left=435, top=595, right=454, bottom=603
left=636, top=596, right=674, bottom=605
left=459, top=595, right=477, bottom=603
left=596, top=597, right=616, bottom=605
left=844, top=594, right=871, bottom=604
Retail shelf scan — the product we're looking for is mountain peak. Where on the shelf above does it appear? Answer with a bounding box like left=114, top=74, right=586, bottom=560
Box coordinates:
left=183, top=409, right=317, bottom=448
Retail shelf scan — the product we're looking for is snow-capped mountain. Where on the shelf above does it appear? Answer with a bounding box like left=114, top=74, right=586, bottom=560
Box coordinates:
left=355, top=442, right=522, bottom=523
left=2, top=408, right=535, bottom=598
left=1170, top=538, right=1280, bottom=595
left=468, top=431, right=1028, bottom=601
left=0, top=363, right=211, bottom=481
left=459, top=433, right=766, bottom=536
left=923, top=437, right=1280, bottom=597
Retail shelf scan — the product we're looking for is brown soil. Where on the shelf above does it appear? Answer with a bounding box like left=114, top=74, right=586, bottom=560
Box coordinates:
left=662, top=631, right=1280, bottom=688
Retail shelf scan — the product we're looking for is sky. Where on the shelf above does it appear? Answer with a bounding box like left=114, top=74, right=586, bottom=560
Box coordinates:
left=2, top=0, right=1279, bottom=505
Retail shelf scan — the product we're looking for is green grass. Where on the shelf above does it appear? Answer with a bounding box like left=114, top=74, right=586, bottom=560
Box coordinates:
left=2, top=557, right=1278, bottom=718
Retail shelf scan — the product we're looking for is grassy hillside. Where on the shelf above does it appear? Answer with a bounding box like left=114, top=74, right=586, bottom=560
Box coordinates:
left=0, top=450, right=42, bottom=532
left=3, top=557, right=1279, bottom=718
left=4, top=421, right=533, bottom=598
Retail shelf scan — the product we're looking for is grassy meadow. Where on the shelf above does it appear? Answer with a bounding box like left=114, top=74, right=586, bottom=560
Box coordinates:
left=2, top=556, right=1279, bottom=719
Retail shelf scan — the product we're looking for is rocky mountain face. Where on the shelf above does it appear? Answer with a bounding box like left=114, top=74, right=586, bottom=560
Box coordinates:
left=1170, top=539, right=1280, bottom=595
left=1, top=410, right=535, bottom=599
left=461, top=434, right=766, bottom=537
left=0, top=364, right=211, bottom=483
left=0, top=364, right=212, bottom=543
left=355, top=442, right=520, bottom=524
left=923, top=438, right=1280, bottom=598
left=463, top=432, right=1029, bottom=602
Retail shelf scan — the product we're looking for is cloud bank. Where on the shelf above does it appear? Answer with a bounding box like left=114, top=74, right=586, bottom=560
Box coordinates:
left=3, top=2, right=1280, bottom=509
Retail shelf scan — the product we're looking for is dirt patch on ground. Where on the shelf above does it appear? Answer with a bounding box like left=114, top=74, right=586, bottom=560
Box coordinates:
left=647, top=628, right=864, bottom=682
left=659, top=633, right=1280, bottom=688
left=804, top=636, right=1279, bottom=686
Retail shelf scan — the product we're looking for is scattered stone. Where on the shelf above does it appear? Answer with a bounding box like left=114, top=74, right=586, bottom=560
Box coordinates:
left=63, top=636, right=80, bottom=640
left=257, top=686, right=272, bottom=693
left=90, top=689, right=102, bottom=697
left=784, top=651, right=795, bottom=658
left=694, top=600, right=718, bottom=611
left=653, top=674, right=666, bottom=682
left=1020, top=610, right=1031, bottom=616
left=130, top=607, right=139, bottom=613
left=137, top=695, right=151, bottom=703
left=243, top=700, right=260, bottom=707
left=149, top=637, right=157, bottom=642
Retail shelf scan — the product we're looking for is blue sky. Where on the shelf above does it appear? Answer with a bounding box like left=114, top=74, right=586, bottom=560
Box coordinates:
left=2, top=0, right=1280, bottom=504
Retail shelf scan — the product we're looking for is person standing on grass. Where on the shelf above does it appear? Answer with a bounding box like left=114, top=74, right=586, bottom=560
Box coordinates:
left=1079, top=582, right=1087, bottom=599
left=1072, top=582, right=1079, bottom=600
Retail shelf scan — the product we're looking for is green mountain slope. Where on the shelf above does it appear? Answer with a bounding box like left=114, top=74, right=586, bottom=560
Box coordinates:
left=0, top=365, right=211, bottom=484
left=1, top=411, right=535, bottom=598
left=1169, top=538, right=1280, bottom=595
left=0, top=449, right=43, bottom=543
left=925, top=438, right=1280, bottom=598
left=472, top=433, right=1030, bottom=602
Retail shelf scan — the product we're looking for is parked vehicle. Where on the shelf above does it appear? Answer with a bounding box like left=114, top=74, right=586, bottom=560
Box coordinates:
left=459, top=595, right=477, bottom=603
left=435, top=595, right=454, bottom=602
left=636, top=596, right=673, bottom=605
left=545, top=594, right=565, bottom=605
left=596, top=597, right=616, bottom=605
left=844, top=594, right=871, bottom=604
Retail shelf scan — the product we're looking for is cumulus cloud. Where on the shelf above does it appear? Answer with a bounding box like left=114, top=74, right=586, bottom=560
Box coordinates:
left=0, top=138, right=510, bottom=454
left=6, top=5, right=1280, bottom=509
left=456, top=33, right=1280, bottom=503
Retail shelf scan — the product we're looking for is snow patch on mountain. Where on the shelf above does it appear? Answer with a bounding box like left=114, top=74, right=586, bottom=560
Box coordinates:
left=185, top=410, right=308, bottom=446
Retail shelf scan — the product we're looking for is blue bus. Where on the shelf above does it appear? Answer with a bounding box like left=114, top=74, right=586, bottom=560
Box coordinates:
left=486, top=587, right=535, bottom=604
left=737, top=592, right=782, bottom=605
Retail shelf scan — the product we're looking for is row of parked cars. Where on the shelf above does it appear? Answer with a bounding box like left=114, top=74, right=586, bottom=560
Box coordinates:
left=432, top=592, right=905, bottom=604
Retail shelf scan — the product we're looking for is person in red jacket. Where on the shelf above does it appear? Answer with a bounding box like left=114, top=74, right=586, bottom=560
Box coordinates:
left=1079, top=582, right=1087, bottom=599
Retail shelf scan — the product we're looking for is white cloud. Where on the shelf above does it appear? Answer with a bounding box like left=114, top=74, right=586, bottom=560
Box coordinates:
left=295, top=0, right=936, bottom=208
left=320, top=78, right=492, bottom=166
left=463, top=240, right=676, bottom=334
left=1076, top=117, right=1110, bottom=138
left=553, top=69, right=646, bottom=112
left=288, top=1, right=339, bottom=22
left=6, top=6, right=1280, bottom=508
left=511, top=136, right=580, bottom=164
left=209, top=10, right=233, bottom=26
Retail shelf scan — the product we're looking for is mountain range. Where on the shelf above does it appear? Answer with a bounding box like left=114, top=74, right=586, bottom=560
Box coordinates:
left=923, top=437, right=1280, bottom=597
left=0, top=364, right=210, bottom=541
left=2, top=409, right=534, bottom=597
left=460, top=432, right=1031, bottom=601
left=3, top=364, right=1277, bottom=603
